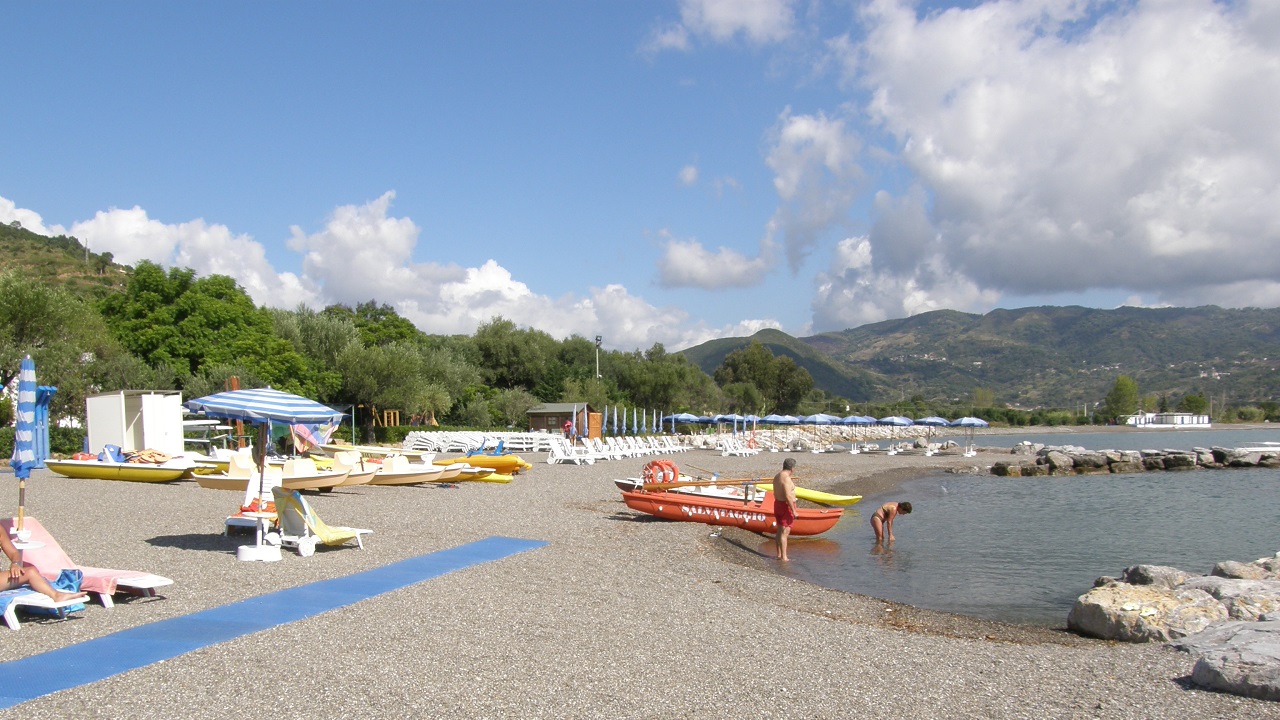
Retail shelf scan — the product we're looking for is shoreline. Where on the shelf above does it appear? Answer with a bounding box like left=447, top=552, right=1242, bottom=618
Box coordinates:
left=1, top=450, right=1275, bottom=717
left=703, top=453, right=1088, bottom=646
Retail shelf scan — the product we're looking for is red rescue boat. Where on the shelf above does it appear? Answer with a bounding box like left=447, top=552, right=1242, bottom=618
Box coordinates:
left=620, top=489, right=842, bottom=536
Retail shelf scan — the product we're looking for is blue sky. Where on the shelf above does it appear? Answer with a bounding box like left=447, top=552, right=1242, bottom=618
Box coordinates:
left=4, top=1, right=1278, bottom=352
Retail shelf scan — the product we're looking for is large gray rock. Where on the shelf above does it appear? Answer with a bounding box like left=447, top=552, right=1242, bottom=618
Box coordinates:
left=1173, top=620, right=1280, bottom=701
left=1214, top=560, right=1271, bottom=580
left=1162, top=452, right=1199, bottom=469
left=1072, top=451, right=1109, bottom=469
left=1181, top=577, right=1280, bottom=621
left=1068, top=583, right=1228, bottom=642
left=1121, top=564, right=1193, bottom=589
left=1043, top=450, right=1074, bottom=473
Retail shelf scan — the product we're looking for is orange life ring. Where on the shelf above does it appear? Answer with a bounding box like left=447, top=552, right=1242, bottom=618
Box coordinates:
left=643, top=459, right=679, bottom=484
left=662, top=459, right=679, bottom=482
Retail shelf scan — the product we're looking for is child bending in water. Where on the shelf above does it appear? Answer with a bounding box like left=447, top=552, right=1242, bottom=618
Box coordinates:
left=870, top=501, right=912, bottom=545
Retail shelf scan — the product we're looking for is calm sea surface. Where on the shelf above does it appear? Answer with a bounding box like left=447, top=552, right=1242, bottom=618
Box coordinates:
left=777, top=428, right=1280, bottom=627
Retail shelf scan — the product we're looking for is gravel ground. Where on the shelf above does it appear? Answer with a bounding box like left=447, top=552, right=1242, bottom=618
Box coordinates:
left=1, top=448, right=1275, bottom=719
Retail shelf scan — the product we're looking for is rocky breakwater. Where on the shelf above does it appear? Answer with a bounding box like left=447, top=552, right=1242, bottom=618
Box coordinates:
left=1068, top=556, right=1280, bottom=701
left=989, top=443, right=1280, bottom=476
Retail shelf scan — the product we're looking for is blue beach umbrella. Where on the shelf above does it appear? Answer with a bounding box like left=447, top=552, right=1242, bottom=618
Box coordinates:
left=613, top=405, right=619, bottom=435
left=632, top=408, right=638, bottom=435
left=10, top=356, right=37, bottom=529
left=950, top=416, right=989, bottom=428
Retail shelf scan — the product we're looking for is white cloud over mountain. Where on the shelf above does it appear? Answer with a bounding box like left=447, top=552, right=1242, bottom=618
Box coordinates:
left=0, top=193, right=771, bottom=352
left=813, top=0, right=1280, bottom=325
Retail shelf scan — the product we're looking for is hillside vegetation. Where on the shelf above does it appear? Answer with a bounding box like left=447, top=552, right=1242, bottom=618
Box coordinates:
left=683, top=307, right=1280, bottom=410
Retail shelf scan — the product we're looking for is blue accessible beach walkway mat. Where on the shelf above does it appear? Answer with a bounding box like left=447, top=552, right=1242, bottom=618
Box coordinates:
left=0, top=536, right=546, bottom=709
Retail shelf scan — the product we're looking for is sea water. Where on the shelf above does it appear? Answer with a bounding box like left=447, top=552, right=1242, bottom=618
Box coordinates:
left=775, top=462, right=1280, bottom=627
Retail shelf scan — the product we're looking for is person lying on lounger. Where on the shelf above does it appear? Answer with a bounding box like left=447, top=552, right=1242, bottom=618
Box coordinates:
left=2, top=529, right=86, bottom=602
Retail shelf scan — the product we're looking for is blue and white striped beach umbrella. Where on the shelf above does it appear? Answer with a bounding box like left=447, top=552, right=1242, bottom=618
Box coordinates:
left=185, top=387, right=346, bottom=426
left=10, top=356, right=37, bottom=481
left=612, top=405, right=618, bottom=435
left=10, top=356, right=37, bottom=529
left=631, top=407, right=638, bottom=435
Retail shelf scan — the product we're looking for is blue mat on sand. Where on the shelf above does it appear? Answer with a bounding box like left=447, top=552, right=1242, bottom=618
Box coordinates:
left=0, top=536, right=546, bottom=708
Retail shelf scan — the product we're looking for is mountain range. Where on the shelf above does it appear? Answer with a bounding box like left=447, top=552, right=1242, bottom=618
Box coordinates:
left=681, top=306, right=1280, bottom=410
left=6, top=221, right=1278, bottom=411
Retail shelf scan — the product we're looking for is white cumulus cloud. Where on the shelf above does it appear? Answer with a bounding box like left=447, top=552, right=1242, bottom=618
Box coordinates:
left=2, top=193, right=768, bottom=351
left=646, top=0, right=795, bottom=51
left=657, top=231, right=771, bottom=289
left=823, top=0, right=1280, bottom=320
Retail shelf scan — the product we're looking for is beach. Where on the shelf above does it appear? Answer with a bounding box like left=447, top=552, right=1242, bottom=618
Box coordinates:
left=1, top=448, right=1276, bottom=719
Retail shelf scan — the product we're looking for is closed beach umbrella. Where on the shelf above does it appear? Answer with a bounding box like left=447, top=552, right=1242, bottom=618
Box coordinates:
left=10, top=356, right=37, bottom=531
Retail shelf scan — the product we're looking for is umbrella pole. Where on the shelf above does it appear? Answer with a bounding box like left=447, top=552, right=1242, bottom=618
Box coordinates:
left=237, top=423, right=281, bottom=562
left=16, top=479, right=24, bottom=531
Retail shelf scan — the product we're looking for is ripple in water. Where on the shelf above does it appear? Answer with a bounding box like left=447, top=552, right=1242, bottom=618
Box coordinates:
left=779, top=467, right=1280, bottom=626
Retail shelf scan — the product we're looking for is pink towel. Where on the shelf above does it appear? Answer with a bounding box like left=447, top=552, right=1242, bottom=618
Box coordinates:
left=2, top=517, right=148, bottom=597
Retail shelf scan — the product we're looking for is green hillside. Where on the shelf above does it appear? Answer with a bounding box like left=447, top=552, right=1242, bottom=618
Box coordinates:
left=687, top=306, right=1280, bottom=409
left=0, top=222, right=128, bottom=298
left=681, top=327, right=883, bottom=401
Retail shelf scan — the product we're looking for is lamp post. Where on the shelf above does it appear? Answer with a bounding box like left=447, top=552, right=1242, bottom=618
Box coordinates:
left=595, top=335, right=602, bottom=378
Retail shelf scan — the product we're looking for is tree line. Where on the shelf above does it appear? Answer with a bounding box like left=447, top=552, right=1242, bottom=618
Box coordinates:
left=0, top=263, right=816, bottom=433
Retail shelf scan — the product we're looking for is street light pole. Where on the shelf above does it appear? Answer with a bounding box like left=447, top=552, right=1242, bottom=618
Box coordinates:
left=594, top=335, right=602, bottom=379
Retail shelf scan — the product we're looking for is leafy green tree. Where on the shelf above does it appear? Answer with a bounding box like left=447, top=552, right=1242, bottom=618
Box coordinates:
left=971, top=387, right=995, bottom=408
left=494, top=388, right=539, bottom=427
left=473, top=317, right=557, bottom=390
left=0, top=270, right=126, bottom=419
left=337, top=342, right=425, bottom=425
left=713, top=341, right=813, bottom=414
left=100, top=262, right=317, bottom=395
left=1102, top=375, right=1140, bottom=422
left=322, top=301, right=422, bottom=347
left=1177, top=394, right=1209, bottom=415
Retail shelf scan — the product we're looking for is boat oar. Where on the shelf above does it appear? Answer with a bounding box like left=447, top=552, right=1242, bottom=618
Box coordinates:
left=641, top=478, right=762, bottom=492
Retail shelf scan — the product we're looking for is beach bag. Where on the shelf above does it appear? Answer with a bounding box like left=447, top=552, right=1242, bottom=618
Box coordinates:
left=26, top=569, right=86, bottom=616
left=97, top=444, right=125, bottom=463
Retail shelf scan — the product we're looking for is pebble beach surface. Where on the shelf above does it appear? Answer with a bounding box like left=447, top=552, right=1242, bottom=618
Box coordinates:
left=2, top=448, right=1276, bottom=719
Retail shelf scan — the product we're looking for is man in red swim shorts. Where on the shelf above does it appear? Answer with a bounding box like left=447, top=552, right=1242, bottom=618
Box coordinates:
left=771, top=458, right=798, bottom=561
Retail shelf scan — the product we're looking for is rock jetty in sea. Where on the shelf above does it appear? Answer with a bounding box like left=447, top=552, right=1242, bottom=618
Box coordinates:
left=1069, top=554, right=1280, bottom=701
left=990, top=444, right=1280, bottom=476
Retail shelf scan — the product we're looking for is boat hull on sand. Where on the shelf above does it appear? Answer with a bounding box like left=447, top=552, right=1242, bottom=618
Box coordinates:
left=45, top=459, right=189, bottom=483
left=367, top=466, right=448, bottom=485
left=620, top=489, right=842, bottom=536
left=195, top=469, right=350, bottom=491
left=436, top=454, right=532, bottom=475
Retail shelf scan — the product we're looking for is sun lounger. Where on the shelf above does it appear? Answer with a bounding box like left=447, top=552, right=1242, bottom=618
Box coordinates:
left=1, top=517, right=173, bottom=609
left=271, top=487, right=371, bottom=557
left=0, top=587, right=85, bottom=631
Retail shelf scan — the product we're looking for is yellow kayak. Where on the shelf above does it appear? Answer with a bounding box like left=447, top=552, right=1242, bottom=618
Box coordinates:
left=755, top=483, right=862, bottom=507
left=435, top=454, right=531, bottom=475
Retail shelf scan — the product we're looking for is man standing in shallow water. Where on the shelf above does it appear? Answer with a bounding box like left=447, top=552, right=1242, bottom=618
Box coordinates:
left=772, top=458, right=798, bottom=561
